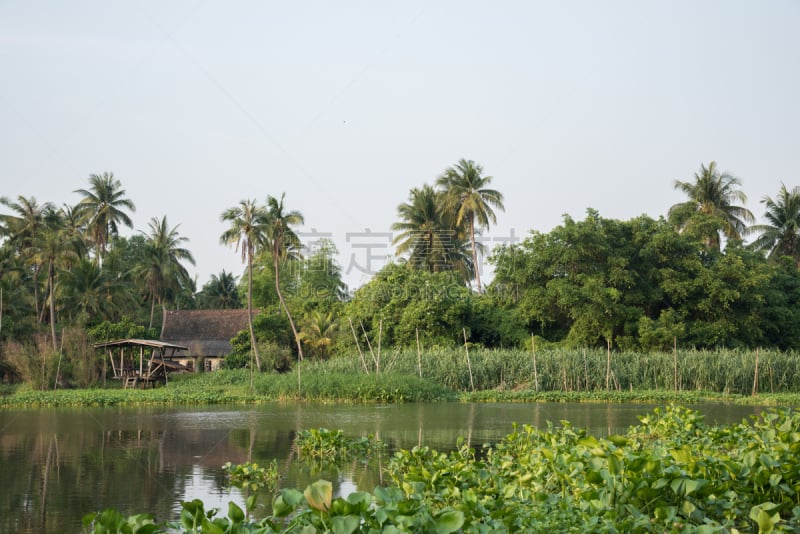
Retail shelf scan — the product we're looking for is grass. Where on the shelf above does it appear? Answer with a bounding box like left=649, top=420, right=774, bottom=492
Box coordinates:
left=2, top=346, right=800, bottom=408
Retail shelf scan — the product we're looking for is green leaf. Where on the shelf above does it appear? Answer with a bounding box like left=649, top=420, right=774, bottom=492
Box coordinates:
left=273, top=489, right=304, bottom=517
left=434, top=510, right=464, bottom=534
left=227, top=501, right=245, bottom=524
left=346, top=491, right=372, bottom=513
left=750, top=502, right=780, bottom=533
left=331, top=515, right=361, bottom=534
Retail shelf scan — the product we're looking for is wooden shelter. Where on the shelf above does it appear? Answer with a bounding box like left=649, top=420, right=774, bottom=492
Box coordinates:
left=160, top=309, right=256, bottom=371
left=95, top=339, right=189, bottom=388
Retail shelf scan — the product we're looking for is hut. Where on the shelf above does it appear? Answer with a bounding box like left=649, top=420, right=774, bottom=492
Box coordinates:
left=159, top=309, right=256, bottom=371
left=94, top=338, right=190, bottom=388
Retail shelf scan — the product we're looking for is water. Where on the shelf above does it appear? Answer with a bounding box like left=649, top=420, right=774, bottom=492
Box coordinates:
left=0, top=401, right=767, bottom=533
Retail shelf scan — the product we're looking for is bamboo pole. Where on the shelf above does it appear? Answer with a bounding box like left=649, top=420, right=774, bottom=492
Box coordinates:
left=416, top=328, right=422, bottom=379
left=531, top=334, right=538, bottom=393
left=463, top=328, right=474, bottom=392
left=349, top=318, right=369, bottom=373
left=673, top=337, right=678, bottom=392
left=583, top=348, right=589, bottom=391
left=360, top=321, right=378, bottom=371
left=377, top=319, right=382, bottom=375
left=752, top=347, right=759, bottom=396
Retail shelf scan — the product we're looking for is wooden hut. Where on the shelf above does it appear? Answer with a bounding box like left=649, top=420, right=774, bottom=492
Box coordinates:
left=159, top=309, right=256, bottom=371
left=95, top=339, right=190, bottom=388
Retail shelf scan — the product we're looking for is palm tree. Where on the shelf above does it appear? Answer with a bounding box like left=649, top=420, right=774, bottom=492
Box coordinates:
left=197, top=270, right=241, bottom=309
left=220, top=199, right=269, bottom=371
left=138, top=216, right=196, bottom=329
left=60, top=259, right=130, bottom=325
left=74, top=172, right=136, bottom=264
left=0, top=196, right=55, bottom=319
left=33, top=208, right=80, bottom=349
left=747, top=183, right=800, bottom=264
left=392, top=184, right=475, bottom=278
left=265, top=193, right=305, bottom=360
left=669, top=161, right=755, bottom=250
left=298, top=311, right=338, bottom=359
left=436, top=159, right=505, bottom=292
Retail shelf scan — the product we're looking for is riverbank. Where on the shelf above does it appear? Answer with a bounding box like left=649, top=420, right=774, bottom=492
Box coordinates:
left=2, top=369, right=799, bottom=408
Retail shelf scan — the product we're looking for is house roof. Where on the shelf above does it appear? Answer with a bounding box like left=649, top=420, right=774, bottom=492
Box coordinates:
left=93, top=339, right=189, bottom=352
left=160, top=309, right=256, bottom=357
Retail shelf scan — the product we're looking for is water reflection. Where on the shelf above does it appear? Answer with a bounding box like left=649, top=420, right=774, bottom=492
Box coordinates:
left=0, top=402, right=769, bottom=533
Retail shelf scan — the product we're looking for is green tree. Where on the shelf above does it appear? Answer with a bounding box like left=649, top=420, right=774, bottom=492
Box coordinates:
left=73, top=172, right=136, bottom=264
left=292, top=239, right=347, bottom=314
left=265, top=193, right=305, bottom=360
left=60, top=259, right=130, bottom=326
left=33, top=208, right=80, bottom=349
left=137, top=216, right=196, bottom=328
left=346, top=263, right=472, bottom=348
left=392, top=184, right=474, bottom=279
left=669, top=161, right=754, bottom=250
left=747, top=183, right=800, bottom=265
left=220, top=199, right=269, bottom=371
left=197, top=270, right=241, bottom=309
left=436, top=159, right=504, bottom=292
left=298, top=310, right=339, bottom=359
left=0, top=195, right=55, bottom=319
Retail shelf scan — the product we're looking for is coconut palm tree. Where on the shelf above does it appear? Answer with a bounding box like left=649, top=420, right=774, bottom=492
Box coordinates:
left=0, top=195, right=55, bottom=318
left=197, top=270, right=241, bottom=309
left=220, top=199, right=269, bottom=371
left=60, top=259, right=131, bottom=325
left=747, top=183, right=800, bottom=264
left=436, top=159, right=505, bottom=292
left=32, top=208, right=80, bottom=349
left=669, top=161, right=755, bottom=250
left=74, top=172, right=136, bottom=264
left=138, top=216, right=196, bottom=329
left=298, top=310, right=338, bottom=359
left=392, top=184, right=475, bottom=279
left=265, top=193, right=305, bottom=360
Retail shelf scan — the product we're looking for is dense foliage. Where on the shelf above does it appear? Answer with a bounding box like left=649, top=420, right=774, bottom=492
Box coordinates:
left=2, top=165, right=800, bottom=389
left=490, top=211, right=800, bottom=350
left=82, top=406, right=800, bottom=532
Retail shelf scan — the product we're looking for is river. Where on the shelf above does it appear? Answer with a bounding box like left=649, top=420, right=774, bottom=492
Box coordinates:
left=0, top=401, right=768, bottom=533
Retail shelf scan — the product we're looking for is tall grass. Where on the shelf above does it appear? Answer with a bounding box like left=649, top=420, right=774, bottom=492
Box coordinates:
left=305, top=347, right=800, bottom=395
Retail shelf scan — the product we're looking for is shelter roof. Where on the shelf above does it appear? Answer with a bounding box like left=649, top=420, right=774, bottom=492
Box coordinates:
left=93, top=339, right=189, bottom=351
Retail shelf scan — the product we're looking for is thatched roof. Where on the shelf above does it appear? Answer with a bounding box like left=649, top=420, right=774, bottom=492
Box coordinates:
left=160, top=309, right=256, bottom=357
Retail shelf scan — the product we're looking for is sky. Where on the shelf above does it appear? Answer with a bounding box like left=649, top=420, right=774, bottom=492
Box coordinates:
left=1, top=1, right=798, bottom=291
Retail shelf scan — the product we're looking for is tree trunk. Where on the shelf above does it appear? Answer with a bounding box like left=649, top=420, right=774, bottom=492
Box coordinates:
left=48, top=260, right=57, bottom=351
left=275, top=256, right=304, bottom=360
left=246, top=252, right=262, bottom=371
left=469, top=217, right=482, bottom=293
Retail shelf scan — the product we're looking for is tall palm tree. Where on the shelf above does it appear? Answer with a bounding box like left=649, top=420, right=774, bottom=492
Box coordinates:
left=138, top=216, right=196, bottom=329
left=74, top=172, right=136, bottom=264
left=436, top=159, right=505, bottom=292
left=392, top=184, right=475, bottom=278
left=748, top=183, right=800, bottom=264
left=669, top=161, right=755, bottom=250
left=33, top=208, right=80, bottom=349
left=197, top=270, right=241, bottom=309
left=0, top=196, right=55, bottom=319
left=265, top=193, right=305, bottom=360
left=220, top=199, right=269, bottom=371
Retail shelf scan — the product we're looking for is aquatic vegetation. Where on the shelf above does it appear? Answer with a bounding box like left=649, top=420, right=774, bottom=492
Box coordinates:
left=223, top=459, right=280, bottom=493
left=83, top=406, right=800, bottom=532
left=294, top=428, right=386, bottom=469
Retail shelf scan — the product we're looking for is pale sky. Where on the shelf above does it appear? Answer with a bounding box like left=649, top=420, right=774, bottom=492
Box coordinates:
left=1, top=1, right=798, bottom=290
